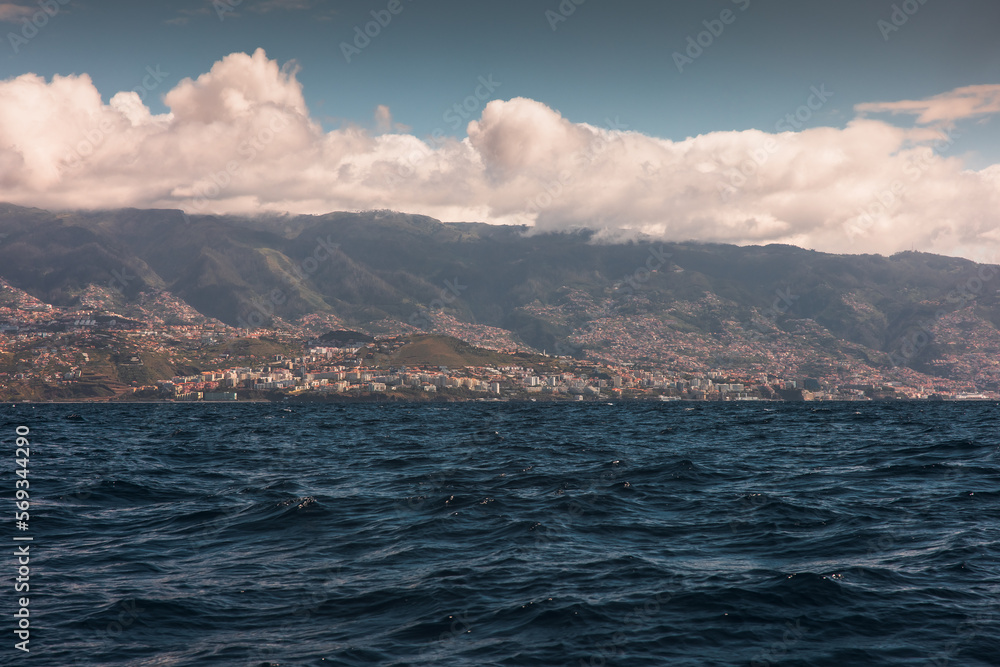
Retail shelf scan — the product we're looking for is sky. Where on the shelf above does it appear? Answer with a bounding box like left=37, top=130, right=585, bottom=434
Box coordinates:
left=1, top=0, right=999, bottom=261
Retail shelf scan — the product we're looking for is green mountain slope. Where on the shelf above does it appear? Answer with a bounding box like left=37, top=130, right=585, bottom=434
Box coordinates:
left=1, top=203, right=997, bottom=378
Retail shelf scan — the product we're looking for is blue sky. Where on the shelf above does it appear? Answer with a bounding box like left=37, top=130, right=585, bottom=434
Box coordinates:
left=3, top=0, right=998, bottom=158
left=1, top=0, right=999, bottom=260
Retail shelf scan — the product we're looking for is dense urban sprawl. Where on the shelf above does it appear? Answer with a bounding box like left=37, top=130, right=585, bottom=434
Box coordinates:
left=1, top=279, right=995, bottom=402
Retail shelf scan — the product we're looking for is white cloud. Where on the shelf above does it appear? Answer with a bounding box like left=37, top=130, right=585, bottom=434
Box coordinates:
left=373, top=104, right=410, bottom=135
left=856, top=84, right=1000, bottom=125
left=0, top=49, right=999, bottom=262
left=0, top=2, right=33, bottom=22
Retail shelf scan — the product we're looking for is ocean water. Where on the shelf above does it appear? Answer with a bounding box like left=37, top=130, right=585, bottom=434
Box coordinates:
left=4, top=401, right=999, bottom=666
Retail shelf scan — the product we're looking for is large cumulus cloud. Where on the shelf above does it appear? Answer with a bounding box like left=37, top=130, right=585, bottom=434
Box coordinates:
left=1, top=48, right=999, bottom=261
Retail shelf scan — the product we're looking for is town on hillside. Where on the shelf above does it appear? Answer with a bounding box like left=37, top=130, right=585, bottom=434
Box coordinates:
left=1, top=281, right=993, bottom=402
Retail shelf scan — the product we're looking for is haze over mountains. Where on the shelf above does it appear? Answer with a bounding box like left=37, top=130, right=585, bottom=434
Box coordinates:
left=2, top=203, right=1000, bottom=384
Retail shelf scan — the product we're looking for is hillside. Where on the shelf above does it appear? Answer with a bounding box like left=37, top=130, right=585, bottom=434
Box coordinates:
left=372, top=335, right=550, bottom=370
left=2, top=204, right=1000, bottom=384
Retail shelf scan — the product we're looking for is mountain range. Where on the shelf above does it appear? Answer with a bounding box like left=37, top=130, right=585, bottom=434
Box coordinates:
left=2, top=203, right=999, bottom=384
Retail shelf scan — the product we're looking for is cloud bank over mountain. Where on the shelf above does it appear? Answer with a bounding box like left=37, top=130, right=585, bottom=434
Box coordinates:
left=1, top=49, right=998, bottom=261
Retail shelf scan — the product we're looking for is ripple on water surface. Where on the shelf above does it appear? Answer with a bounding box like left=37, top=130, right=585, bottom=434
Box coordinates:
left=3, top=401, right=999, bottom=666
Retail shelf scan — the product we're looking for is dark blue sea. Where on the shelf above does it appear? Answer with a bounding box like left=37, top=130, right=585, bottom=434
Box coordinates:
left=3, top=402, right=999, bottom=666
